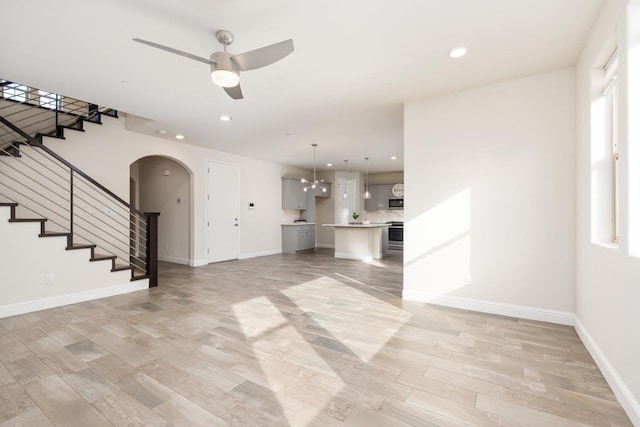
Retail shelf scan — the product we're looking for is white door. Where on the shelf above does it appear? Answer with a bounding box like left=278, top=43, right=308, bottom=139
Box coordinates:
left=337, top=178, right=357, bottom=224
left=207, top=161, right=240, bottom=263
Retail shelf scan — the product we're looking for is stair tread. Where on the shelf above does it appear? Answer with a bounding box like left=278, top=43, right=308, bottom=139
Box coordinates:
left=91, top=253, right=116, bottom=261
left=67, top=243, right=96, bottom=250
left=36, top=132, right=65, bottom=140
left=58, top=125, right=85, bottom=132
left=10, top=218, right=46, bottom=223
left=112, top=263, right=132, bottom=272
left=40, top=231, right=70, bottom=237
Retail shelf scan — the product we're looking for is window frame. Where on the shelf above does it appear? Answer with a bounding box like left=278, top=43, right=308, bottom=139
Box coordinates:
left=603, top=50, right=619, bottom=243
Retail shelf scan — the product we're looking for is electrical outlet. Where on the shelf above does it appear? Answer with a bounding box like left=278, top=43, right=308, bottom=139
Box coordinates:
left=45, top=274, right=55, bottom=286
left=464, top=274, right=472, bottom=286
left=164, top=244, right=169, bottom=251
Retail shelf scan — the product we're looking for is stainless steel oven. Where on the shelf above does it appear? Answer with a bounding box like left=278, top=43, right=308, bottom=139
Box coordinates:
left=386, top=221, right=403, bottom=250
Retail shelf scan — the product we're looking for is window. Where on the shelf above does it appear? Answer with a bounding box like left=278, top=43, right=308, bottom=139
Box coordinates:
left=1, top=81, right=28, bottom=102
left=38, top=90, right=58, bottom=110
left=603, top=50, right=619, bottom=242
left=1, top=81, right=63, bottom=111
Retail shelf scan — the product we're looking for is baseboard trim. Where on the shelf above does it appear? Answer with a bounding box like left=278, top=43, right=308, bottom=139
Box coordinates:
left=239, top=249, right=281, bottom=260
left=402, top=291, right=574, bottom=326
left=316, top=243, right=335, bottom=249
left=190, top=258, right=208, bottom=267
left=334, top=252, right=369, bottom=261
left=158, top=255, right=190, bottom=265
left=0, top=281, right=149, bottom=319
left=574, top=316, right=640, bottom=425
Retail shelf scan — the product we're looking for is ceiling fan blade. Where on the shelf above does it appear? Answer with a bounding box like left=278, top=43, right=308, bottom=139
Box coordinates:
left=231, top=39, right=294, bottom=71
left=132, top=38, right=212, bottom=65
left=224, top=84, right=243, bottom=100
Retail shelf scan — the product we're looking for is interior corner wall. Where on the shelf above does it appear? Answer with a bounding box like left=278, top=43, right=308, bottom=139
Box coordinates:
left=575, top=0, right=640, bottom=423
left=403, top=68, right=576, bottom=323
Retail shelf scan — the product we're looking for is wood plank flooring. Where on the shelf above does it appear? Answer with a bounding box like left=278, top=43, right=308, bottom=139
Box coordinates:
left=0, top=249, right=632, bottom=426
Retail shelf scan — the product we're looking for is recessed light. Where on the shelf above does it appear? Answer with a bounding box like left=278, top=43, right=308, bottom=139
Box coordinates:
left=157, top=129, right=167, bottom=135
left=449, top=46, right=467, bottom=59
left=219, top=115, right=232, bottom=121
left=326, top=163, right=333, bottom=167
left=175, top=134, right=185, bottom=140
left=390, top=156, right=397, bottom=160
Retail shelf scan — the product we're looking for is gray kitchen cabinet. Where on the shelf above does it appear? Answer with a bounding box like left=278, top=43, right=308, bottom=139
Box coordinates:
left=282, top=224, right=315, bottom=253
left=282, top=179, right=308, bottom=210
left=364, top=184, right=392, bottom=210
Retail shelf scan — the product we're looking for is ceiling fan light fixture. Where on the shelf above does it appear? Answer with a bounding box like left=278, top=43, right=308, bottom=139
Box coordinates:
left=211, top=51, right=240, bottom=88
left=211, top=69, right=240, bottom=88
left=133, top=31, right=293, bottom=100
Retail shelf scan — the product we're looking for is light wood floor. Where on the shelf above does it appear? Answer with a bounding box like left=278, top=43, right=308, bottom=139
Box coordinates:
left=0, top=249, right=632, bottom=426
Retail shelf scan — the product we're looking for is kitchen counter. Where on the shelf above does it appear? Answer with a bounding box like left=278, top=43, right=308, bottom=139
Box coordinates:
left=322, top=223, right=389, bottom=260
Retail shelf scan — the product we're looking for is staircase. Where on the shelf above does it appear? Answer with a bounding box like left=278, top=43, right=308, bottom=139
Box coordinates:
left=0, top=80, right=158, bottom=316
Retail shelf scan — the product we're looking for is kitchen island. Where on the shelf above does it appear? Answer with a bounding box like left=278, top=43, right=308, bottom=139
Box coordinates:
left=322, top=223, right=390, bottom=260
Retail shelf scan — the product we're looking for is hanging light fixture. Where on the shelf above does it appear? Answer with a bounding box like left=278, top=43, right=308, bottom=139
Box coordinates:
left=301, top=144, right=327, bottom=193
left=342, top=160, right=349, bottom=199
left=363, top=157, right=371, bottom=199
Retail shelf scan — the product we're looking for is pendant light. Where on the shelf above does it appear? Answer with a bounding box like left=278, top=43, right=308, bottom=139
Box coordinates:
left=342, top=160, right=349, bottom=199
left=301, top=144, right=327, bottom=193
left=363, top=157, right=371, bottom=199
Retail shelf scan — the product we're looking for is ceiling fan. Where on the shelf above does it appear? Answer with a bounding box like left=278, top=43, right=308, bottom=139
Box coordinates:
left=132, top=30, right=294, bottom=100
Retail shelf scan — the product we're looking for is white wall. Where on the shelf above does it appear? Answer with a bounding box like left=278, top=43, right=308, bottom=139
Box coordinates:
left=575, top=0, right=640, bottom=423
left=404, top=68, right=576, bottom=324
left=0, top=206, right=146, bottom=318
left=43, top=115, right=286, bottom=265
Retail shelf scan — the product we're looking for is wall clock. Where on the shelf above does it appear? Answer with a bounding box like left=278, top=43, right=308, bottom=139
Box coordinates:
left=392, top=183, right=404, bottom=198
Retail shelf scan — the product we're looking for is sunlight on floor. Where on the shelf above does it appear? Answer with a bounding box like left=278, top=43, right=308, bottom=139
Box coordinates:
left=363, top=258, right=387, bottom=268
left=232, top=296, right=288, bottom=339
left=231, top=276, right=410, bottom=425
left=232, top=294, right=345, bottom=425
left=282, top=276, right=411, bottom=363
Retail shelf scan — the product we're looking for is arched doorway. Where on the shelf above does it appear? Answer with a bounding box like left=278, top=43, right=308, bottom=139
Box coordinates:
left=130, top=156, right=192, bottom=265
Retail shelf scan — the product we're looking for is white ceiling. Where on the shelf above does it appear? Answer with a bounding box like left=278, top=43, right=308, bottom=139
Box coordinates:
left=1, top=0, right=602, bottom=173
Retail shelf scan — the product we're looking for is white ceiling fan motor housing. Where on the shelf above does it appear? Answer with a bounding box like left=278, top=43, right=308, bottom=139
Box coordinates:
left=211, top=51, right=240, bottom=87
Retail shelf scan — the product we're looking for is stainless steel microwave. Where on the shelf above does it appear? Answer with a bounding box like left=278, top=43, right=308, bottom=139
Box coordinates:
left=388, top=199, right=404, bottom=210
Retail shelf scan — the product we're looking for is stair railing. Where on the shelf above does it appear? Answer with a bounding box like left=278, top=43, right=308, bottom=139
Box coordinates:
left=0, top=80, right=158, bottom=286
